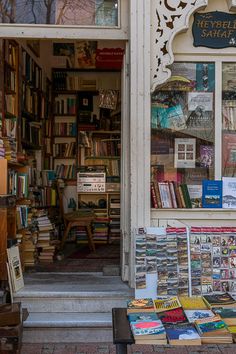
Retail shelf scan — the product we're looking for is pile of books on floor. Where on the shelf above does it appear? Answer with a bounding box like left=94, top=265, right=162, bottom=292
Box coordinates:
left=22, top=229, right=38, bottom=267
left=34, top=210, right=57, bottom=263
left=127, top=293, right=236, bottom=345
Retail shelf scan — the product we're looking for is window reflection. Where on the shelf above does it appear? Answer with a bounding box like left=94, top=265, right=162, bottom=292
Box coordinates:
left=0, top=0, right=119, bottom=26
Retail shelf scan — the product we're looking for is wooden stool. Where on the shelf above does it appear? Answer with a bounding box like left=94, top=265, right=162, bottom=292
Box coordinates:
left=61, top=214, right=95, bottom=251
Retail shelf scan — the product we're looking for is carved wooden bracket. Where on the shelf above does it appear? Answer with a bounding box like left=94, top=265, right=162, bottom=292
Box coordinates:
left=151, top=0, right=209, bottom=91
left=228, top=0, right=236, bottom=11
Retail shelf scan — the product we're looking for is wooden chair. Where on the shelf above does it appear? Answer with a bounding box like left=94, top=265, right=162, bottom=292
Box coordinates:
left=57, top=184, right=95, bottom=252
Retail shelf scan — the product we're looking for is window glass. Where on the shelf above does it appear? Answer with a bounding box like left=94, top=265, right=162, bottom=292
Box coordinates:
left=151, top=62, right=215, bottom=209
left=0, top=0, right=119, bottom=26
left=222, top=63, right=236, bottom=177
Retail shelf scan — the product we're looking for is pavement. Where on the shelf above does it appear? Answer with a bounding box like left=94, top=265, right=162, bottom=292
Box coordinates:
left=21, top=343, right=236, bottom=354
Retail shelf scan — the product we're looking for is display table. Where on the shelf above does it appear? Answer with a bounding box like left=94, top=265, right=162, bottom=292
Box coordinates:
left=112, top=308, right=134, bottom=354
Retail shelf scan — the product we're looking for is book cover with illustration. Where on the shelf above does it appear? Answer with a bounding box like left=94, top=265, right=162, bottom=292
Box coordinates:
left=179, top=296, right=208, bottom=310
left=213, top=308, right=236, bottom=326
left=165, top=323, right=201, bottom=345
left=154, top=104, right=186, bottom=131
left=202, top=180, right=222, bottom=208
left=184, top=309, right=215, bottom=323
left=130, top=319, right=166, bottom=337
left=154, top=296, right=181, bottom=313
left=195, top=315, right=229, bottom=336
left=127, top=298, right=154, bottom=313
left=222, top=133, right=236, bottom=168
left=200, top=145, right=214, bottom=168
left=223, top=177, right=236, bottom=209
left=203, top=293, right=236, bottom=308
left=128, top=312, right=158, bottom=323
left=158, top=307, right=188, bottom=325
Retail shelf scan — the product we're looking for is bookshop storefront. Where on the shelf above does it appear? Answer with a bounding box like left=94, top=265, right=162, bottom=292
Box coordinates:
left=134, top=0, right=236, bottom=297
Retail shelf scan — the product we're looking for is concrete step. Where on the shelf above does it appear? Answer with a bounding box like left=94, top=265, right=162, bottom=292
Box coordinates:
left=14, top=273, right=133, bottom=313
left=23, top=312, right=112, bottom=343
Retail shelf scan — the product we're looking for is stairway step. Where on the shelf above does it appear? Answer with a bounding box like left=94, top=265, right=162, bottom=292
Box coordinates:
left=14, top=273, right=133, bottom=313
left=25, top=312, right=112, bottom=328
left=23, top=313, right=113, bottom=343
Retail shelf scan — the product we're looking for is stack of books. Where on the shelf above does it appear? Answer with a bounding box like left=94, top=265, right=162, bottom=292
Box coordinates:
left=0, top=138, right=5, bottom=158
left=36, top=214, right=56, bottom=263
left=3, top=137, right=17, bottom=161
left=127, top=294, right=236, bottom=345
left=22, top=230, right=38, bottom=267
left=127, top=298, right=167, bottom=344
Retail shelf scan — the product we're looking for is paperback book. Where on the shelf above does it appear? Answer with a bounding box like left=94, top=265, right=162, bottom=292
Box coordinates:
left=202, top=180, right=222, bottom=208
left=127, top=298, right=154, bottom=313
left=165, top=323, right=201, bottom=345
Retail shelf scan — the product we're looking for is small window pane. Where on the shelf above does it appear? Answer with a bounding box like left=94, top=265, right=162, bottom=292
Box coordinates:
left=151, top=62, right=215, bottom=209
left=0, top=0, right=119, bottom=27
left=222, top=63, right=236, bottom=177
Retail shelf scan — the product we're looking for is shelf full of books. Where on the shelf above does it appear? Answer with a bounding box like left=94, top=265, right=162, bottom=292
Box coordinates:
left=126, top=294, right=236, bottom=345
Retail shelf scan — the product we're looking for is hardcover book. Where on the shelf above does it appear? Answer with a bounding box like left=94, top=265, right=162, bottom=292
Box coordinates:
left=165, top=323, right=201, bottom=345
left=200, top=145, right=214, bottom=168
left=202, top=180, right=222, bottom=208
left=127, top=298, right=154, bottom=313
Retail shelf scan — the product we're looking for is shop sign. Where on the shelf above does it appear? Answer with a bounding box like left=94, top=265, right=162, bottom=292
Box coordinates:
left=193, top=11, right=236, bottom=48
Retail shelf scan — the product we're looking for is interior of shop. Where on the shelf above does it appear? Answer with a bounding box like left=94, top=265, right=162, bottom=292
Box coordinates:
left=0, top=38, right=124, bottom=276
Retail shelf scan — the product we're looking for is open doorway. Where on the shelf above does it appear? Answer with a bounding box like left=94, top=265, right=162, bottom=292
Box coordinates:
left=0, top=37, right=125, bottom=275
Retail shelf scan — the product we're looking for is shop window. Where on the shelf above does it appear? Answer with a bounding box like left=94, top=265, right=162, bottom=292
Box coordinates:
left=0, top=0, right=119, bottom=27
left=222, top=63, right=236, bottom=177
left=151, top=62, right=215, bottom=209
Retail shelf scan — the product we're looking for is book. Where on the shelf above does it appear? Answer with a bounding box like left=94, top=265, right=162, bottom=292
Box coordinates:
left=158, top=182, right=172, bottom=208
left=179, top=296, right=208, bottom=310
left=154, top=296, right=182, bottom=313
left=184, top=309, right=215, bottom=323
left=187, top=185, right=202, bottom=208
left=153, top=104, right=186, bottom=131
left=165, top=323, right=201, bottom=345
left=157, top=307, right=188, bottom=325
left=195, top=315, right=230, bottom=337
left=213, top=308, right=236, bottom=326
left=127, top=312, right=158, bottom=323
left=130, top=319, right=166, bottom=339
left=127, top=298, right=154, bottom=313
left=174, top=138, right=196, bottom=169
left=222, top=177, right=236, bottom=209
left=203, top=293, right=236, bottom=308
left=7, top=245, right=24, bottom=293
left=180, top=184, right=192, bottom=208
left=200, top=145, right=214, bottom=168
left=202, top=180, right=222, bottom=208
left=222, top=133, right=236, bottom=168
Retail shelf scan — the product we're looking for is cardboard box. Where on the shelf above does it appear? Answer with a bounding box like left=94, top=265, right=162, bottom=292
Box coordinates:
left=0, top=303, right=21, bottom=327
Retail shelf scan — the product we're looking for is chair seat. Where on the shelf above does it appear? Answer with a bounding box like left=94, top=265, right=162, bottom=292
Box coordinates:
left=64, top=211, right=95, bottom=223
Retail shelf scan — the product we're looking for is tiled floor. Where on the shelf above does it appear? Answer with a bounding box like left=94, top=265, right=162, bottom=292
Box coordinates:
left=21, top=343, right=236, bottom=354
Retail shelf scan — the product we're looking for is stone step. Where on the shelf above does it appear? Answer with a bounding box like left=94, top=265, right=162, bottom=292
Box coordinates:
left=14, top=273, right=133, bottom=313
left=23, top=312, right=113, bottom=343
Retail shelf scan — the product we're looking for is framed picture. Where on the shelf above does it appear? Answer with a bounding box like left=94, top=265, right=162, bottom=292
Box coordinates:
left=78, top=92, right=93, bottom=112
left=26, top=40, right=40, bottom=58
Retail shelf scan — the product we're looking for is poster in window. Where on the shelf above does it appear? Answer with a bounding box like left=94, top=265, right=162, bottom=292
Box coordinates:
left=174, top=138, right=196, bottom=169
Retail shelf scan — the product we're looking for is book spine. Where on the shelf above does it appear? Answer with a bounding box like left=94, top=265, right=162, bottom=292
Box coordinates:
left=178, top=185, right=186, bottom=208
left=151, top=182, right=158, bottom=208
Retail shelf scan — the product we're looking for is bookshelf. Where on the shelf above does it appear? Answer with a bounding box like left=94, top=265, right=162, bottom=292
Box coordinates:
left=52, top=68, right=121, bottom=243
